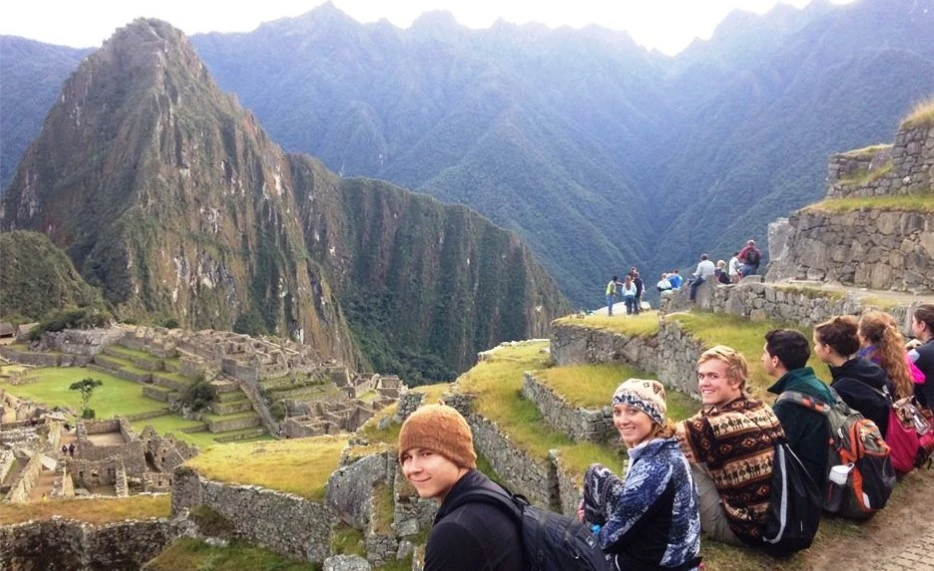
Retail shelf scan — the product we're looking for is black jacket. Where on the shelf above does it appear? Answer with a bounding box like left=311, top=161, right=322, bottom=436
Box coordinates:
left=829, top=357, right=891, bottom=437
left=425, top=470, right=525, bottom=571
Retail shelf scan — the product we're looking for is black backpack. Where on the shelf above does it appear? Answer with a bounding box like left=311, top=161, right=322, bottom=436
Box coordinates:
left=448, top=484, right=611, bottom=571
left=760, top=438, right=822, bottom=555
left=745, top=248, right=761, bottom=266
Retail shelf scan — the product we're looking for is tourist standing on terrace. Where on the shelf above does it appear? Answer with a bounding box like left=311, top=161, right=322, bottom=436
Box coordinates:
left=909, top=304, right=934, bottom=410
left=580, top=379, right=701, bottom=571
left=399, top=404, right=525, bottom=571
left=677, top=346, right=784, bottom=548
left=606, top=276, right=620, bottom=316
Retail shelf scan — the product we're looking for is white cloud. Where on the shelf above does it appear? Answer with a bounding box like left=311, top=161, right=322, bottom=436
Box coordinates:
left=0, top=0, right=858, bottom=55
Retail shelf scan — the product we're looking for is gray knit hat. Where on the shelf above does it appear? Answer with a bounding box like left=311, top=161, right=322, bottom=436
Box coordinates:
left=611, top=379, right=667, bottom=425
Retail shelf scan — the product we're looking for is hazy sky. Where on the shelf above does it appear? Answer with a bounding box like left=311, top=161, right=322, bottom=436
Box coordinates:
left=1, top=0, right=858, bottom=55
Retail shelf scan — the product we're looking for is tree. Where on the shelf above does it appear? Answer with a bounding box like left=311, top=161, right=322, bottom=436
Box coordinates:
left=69, top=377, right=103, bottom=418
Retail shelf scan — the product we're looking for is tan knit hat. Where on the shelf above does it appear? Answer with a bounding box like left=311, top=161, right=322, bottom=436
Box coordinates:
left=398, top=403, right=477, bottom=469
left=612, top=379, right=668, bottom=426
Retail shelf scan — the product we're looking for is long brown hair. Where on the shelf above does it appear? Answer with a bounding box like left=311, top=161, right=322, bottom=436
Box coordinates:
left=915, top=304, right=934, bottom=341
left=650, top=418, right=677, bottom=440
left=859, top=311, right=913, bottom=400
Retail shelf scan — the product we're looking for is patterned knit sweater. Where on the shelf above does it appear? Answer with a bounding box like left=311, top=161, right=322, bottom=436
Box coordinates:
left=677, top=398, right=784, bottom=543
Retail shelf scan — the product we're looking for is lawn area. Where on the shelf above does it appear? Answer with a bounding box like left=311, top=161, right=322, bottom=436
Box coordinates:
left=146, top=538, right=317, bottom=571
left=553, top=311, right=660, bottom=337
left=457, top=341, right=622, bottom=481
left=669, top=312, right=828, bottom=397
left=2, top=367, right=166, bottom=418
left=130, top=415, right=218, bottom=449
left=532, top=363, right=698, bottom=421
left=0, top=495, right=170, bottom=525
left=807, top=194, right=934, bottom=213
left=184, top=435, right=347, bottom=500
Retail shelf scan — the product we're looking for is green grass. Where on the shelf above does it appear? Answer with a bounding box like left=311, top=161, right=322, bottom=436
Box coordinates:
left=131, top=415, right=218, bottom=449
left=669, top=312, right=827, bottom=397
left=105, top=345, right=154, bottom=360
left=553, top=311, right=660, bottom=337
left=901, top=95, right=934, bottom=129
left=773, top=284, right=845, bottom=302
left=146, top=538, right=317, bottom=571
left=836, top=162, right=892, bottom=186
left=860, top=295, right=900, bottom=312
left=531, top=363, right=647, bottom=408
left=807, top=194, right=934, bottom=213
left=457, top=341, right=621, bottom=481
left=331, top=523, right=367, bottom=557
left=3, top=367, right=166, bottom=418
left=840, top=143, right=892, bottom=157
left=152, top=371, right=197, bottom=385
left=0, top=495, right=170, bottom=525
left=371, top=483, right=395, bottom=535
left=185, top=436, right=347, bottom=500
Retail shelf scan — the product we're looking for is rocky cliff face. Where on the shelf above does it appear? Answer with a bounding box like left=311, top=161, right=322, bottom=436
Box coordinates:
left=0, top=19, right=568, bottom=379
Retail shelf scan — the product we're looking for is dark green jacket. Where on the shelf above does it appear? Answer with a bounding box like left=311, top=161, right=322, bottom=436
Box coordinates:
left=768, top=367, right=835, bottom=488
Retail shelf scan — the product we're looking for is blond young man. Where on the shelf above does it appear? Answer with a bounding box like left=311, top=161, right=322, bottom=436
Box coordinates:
left=676, top=346, right=784, bottom=547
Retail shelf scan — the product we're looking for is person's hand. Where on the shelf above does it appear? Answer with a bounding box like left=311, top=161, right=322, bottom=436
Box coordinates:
left=577, top=507, right=585, bottom=522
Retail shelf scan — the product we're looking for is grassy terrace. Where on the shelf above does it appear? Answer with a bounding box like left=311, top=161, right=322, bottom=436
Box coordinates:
left=552, top=311, right=660, bottom=337
left=901, top=95, right=934, bottom=129
left=0, top=495, right=170, bottom=526
left=184, top=436, right=347, bottom=500
left=130, top=415, right=218, bottom=449
left=457, top=341, right=621, bottom=481
left=104, top=345, right=156, bottom=360
left=807, top=194, right=934, bottom=213
left=1, top=367, right=166, bottom=418
left=147, top=538, right=317, bottom=571
left=669, top=312, right=828, bottom=395
left=532, top=363, right=697, bottom=421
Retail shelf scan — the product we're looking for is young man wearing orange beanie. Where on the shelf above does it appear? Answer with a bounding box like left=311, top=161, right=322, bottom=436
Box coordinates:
left=398, top=403, right=525, bottom=571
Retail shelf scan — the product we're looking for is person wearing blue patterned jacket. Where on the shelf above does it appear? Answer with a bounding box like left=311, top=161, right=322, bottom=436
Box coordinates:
left=580, top=379, right=702, bottom=571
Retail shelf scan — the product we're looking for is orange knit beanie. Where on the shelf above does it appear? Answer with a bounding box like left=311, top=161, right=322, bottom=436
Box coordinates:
left=398, top=403, right=477, bottom=469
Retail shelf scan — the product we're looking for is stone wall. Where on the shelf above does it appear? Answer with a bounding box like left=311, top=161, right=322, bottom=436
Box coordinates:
left=42, top=328, right=125, bottom=357
left=327, top=452, right=391, bottom=530
left=550, top=450, right=589, bottom=518
left=827, top=125, right=933, bottom=199
left=0, top=517, right=180, bottom=571
left=766, top=209, right=934, bottom=294
left=550, top=324, right=657, bottom=373
left=4, top=452, right=42, bottom=503
left=654, top=321, right=707, bottom=398
left=172, top=466, right=335, bottom=562
left=206, top=413, right=260, bottom=433
left=0, top=346, right=60, bottom=367
left=521, top=373, right=612, bottom=443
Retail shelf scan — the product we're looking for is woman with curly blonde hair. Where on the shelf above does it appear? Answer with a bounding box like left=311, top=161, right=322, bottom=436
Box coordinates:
left=857, top=311, right=921, bottom=400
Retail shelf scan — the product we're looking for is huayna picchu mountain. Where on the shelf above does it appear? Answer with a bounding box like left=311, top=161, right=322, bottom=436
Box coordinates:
left=0, top=19, right=568, bottom=382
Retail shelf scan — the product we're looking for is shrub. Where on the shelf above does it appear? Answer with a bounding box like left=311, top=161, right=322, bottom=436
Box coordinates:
left=29, top=307, right=111, bottom=340
left=179, top=381, right=217, bottom=412
left=269, top=402, right=286, bottom=421
left=163, top=318, right=180, bottom=329
left=81, top=408, right=96, bottom=419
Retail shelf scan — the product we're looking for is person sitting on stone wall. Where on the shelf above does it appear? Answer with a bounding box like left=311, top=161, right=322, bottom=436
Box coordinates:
left=657, top=273, right=673, bottom=294
left=667, top=269, right=684, bottom=290
left=581, top=379, right=701, bottom=570
left=689, top=254, right=716, bottom=301
left=398, top=404, right=525, bottom=571
left=728, top=252, right=742, bottom=284
left=676, top=346, right=784, bottom=547
left=737, top=240, right=762, bottom=277
left=714, top=260, right=731, bottom=285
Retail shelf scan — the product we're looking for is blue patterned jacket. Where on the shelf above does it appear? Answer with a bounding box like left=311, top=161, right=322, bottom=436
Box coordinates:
left=582, top=438, right=701, bottom=571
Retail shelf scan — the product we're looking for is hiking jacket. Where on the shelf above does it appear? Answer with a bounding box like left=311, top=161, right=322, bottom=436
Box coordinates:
left=829, top=357, right=891, bottom=436
left=582, top=438, right=701, bottom=571
left=769, top=367, right=835, bottom=489
left=909, top=339, right=934, bottom=409
left=425, top=470, right=524, bottom=571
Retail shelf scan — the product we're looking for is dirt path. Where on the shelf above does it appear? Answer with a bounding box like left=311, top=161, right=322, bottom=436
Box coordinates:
left=805, top=468, right=934, bottom=570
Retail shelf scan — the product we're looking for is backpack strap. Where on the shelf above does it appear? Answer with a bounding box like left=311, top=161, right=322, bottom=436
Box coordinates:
left=776, top=390, right=833, bottom=415
left=443, top=483, right=524, bottom=526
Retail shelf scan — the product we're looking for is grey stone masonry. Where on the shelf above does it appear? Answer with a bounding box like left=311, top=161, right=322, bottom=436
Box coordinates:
left=827, top=124, right=933, bottom=199
left=766, top=209, right=934, bottom=293
left=550, top=324, right=658, bottom=372
left=326, top=452, right=390, bottom=529
left=654, top=320, right=707, bottom=398
left=172, top=466, right=336, bottom=563
left=0, top=516, right=182, bottom=571
left=521, top=372, right=613, bottom=443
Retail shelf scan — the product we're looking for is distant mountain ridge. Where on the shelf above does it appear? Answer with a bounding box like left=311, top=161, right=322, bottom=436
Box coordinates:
left=0, top=19, right=568, bottom=383
left=2, top=0, right=934, bottom=306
